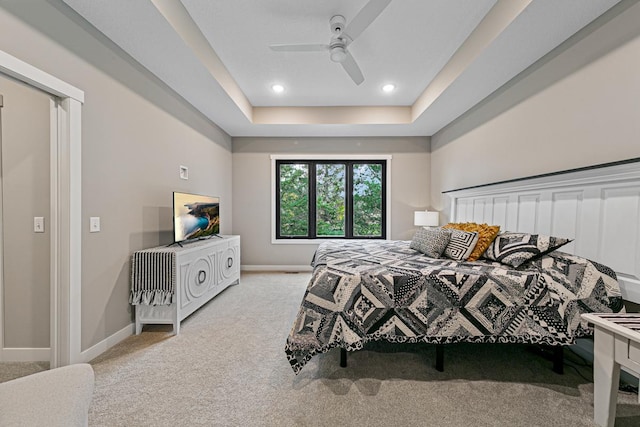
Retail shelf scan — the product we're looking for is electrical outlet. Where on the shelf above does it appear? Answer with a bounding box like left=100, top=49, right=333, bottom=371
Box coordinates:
left=34, top=217, right=45, bottom=233
left=90, top=217, right=101, bottom=232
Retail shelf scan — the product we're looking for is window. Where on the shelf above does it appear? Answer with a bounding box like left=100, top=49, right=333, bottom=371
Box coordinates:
left=275, top=159, right=387, bottom=240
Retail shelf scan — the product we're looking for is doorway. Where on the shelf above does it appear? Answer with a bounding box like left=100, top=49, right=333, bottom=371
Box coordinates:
left=0, top=75, right=52, bottom=363
left=0, top=48, right=84, bottom=368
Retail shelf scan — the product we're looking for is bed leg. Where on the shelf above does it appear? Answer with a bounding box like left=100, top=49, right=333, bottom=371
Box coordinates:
left=553, top=345, right=564, bottom=375
left=435, top=344, right=444, bottom=372
left=340, top=348, right=347, bottom=368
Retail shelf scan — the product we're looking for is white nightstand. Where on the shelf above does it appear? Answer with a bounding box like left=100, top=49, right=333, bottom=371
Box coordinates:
left=581, top=313, right=640, bottom=427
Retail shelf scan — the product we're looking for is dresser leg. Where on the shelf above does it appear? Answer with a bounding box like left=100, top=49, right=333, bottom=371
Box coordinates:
left=172, top=308, right=180, bottom=335
left=135, top=306, right=142, bottom=335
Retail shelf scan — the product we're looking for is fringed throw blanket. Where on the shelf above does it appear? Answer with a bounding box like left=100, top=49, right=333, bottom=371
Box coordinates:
left=285, top=240, right=624, bottom=374
left=130, top=247, right=177, bottom=306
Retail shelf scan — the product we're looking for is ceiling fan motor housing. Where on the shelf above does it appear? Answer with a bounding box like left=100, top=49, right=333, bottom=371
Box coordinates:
left=330, top=15, right=346, bottom=34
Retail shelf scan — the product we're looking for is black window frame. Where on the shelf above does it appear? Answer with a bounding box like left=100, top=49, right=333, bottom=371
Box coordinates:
left=275, top=159, right=387, bottom=240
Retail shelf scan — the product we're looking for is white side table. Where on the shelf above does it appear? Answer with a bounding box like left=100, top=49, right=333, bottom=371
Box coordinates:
left=581, top=313, right=640, bottom=427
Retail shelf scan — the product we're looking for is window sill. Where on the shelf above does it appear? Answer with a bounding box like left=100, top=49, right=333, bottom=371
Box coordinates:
left=271, top=239, right=322, bottom=245
left=271, top=237, right=388, bottom=245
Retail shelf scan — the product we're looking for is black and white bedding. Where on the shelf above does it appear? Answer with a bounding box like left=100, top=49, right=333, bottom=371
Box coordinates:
left=285, top=239, right=624, bottom=374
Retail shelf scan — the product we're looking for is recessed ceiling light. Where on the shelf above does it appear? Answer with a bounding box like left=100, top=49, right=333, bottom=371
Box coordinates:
left=382, top=84, right=395, bottom=93
left=272, top=84, right=284, bottom=93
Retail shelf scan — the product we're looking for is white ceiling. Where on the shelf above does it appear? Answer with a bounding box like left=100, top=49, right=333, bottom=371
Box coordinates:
left=61, top=0, right=621, bottom=138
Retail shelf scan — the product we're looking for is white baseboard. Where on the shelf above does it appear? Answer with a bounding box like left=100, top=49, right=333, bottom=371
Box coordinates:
left=80, top=322, right=135, bottom=363
left=572, top=338, right=639, bottom=386
left=1, top=347, right=50, bottom=362
left=2, top=323, right=133, bottom=363
left=618, top=274, right=640, bottom=304
left=570, top=338, right=594, bottom=361
left=241, top=265, right=312, bottom=272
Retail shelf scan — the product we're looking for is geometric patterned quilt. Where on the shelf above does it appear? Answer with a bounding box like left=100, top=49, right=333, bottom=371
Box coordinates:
left=285, top=240, right=624, bottom=374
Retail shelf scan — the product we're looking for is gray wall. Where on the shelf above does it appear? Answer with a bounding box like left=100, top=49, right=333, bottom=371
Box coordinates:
left=431, top=1, right=640, bottom=218
left=0, top=2, right=233, bottom=351
left=0, top=75, right=51, bottom=348
left=232, top=137, right=430, bottom=267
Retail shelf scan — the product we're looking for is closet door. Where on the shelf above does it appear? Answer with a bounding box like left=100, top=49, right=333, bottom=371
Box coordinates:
left=0, top=75, right=52, bottom=357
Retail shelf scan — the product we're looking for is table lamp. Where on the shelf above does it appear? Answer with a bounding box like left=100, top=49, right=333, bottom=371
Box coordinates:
left=414, top=210, right=439, bottom=228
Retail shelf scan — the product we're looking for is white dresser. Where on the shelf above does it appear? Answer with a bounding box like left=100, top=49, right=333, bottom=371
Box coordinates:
left=131, top=235, right=240, bottom=334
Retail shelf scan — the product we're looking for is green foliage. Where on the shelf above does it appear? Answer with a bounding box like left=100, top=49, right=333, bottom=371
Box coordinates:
left=279, top=164, right=308, bottom=236
left=316, top=164, right=345, bottom=236
left=353, top=164, right=382, bottom=236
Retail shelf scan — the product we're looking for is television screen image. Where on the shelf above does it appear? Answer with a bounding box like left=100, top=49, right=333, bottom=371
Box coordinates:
left=173, top=192, right=220, bottom=242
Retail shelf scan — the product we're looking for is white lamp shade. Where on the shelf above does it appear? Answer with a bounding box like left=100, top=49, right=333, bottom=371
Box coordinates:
left=414, top=211, right=439, bottom=227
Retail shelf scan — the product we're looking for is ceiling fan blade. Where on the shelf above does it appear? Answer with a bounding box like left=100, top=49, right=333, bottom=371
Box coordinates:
left=343, top=0, right=391, bottom=42
left=341, top=51, right=364, bottom=85
left=269, top=44, right=329, bottom=52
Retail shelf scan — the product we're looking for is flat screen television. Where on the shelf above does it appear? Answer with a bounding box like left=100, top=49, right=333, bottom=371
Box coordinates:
left=173, top=192, right=220, bottom=243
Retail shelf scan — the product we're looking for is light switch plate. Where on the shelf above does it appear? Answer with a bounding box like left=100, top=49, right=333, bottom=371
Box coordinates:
left=34, top=217, right=45, bottom=233
left=90, top=217, right=100, bottom=232
left=179, top=165, right=189, bottom=180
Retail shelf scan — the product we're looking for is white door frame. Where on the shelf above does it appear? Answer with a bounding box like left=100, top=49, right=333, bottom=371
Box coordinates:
left=0, top=49, right=83, bottom=367
left=0, top=93, right=4, bottom=361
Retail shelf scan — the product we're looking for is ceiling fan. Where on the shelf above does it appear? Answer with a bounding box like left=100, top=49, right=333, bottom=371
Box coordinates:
left=268, top=0, right=392, bottom=85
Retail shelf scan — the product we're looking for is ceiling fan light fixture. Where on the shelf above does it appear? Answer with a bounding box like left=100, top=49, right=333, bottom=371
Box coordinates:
left=382, top=84, right=395, bottom=93
left=271, top=84, right=285, bottom=93
left=330, top=46, right=347, bottom=63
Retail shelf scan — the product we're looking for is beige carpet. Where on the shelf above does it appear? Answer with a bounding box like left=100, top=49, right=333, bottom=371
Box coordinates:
left=2, top=272, right=640, bottom=426
left=0, top=361, right=48, bottom=383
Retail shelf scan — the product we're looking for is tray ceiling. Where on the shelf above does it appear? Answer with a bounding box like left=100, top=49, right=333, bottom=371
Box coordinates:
left=61, top=0, right=622, bottom=137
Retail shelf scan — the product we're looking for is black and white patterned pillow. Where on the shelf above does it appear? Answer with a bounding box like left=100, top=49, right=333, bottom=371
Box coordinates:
left=410, top=227, right=451, bottom=258
left=482, top=232, right=572, bottom=268
left=444, top=230, right=479, bottom=261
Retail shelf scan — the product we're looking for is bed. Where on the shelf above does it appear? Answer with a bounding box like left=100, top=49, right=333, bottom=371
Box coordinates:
left=285, top=159, right=640, bottom=374
left=284, top=238, right=624, bottom=374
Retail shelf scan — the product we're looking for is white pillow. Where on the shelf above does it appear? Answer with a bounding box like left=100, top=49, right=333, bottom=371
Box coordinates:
left=444, top=229, right=479, bottom=261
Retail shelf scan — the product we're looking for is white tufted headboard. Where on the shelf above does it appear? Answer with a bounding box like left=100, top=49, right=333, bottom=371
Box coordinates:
left=444, top=158, right=640, bottom=304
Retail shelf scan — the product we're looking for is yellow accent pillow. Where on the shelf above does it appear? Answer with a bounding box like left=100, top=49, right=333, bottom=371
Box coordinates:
left=443, top=222, right=500, bottom=261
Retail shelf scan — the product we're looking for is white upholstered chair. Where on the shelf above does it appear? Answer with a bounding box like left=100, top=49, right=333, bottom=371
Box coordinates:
left=0, top=363, right=94, bottom=427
